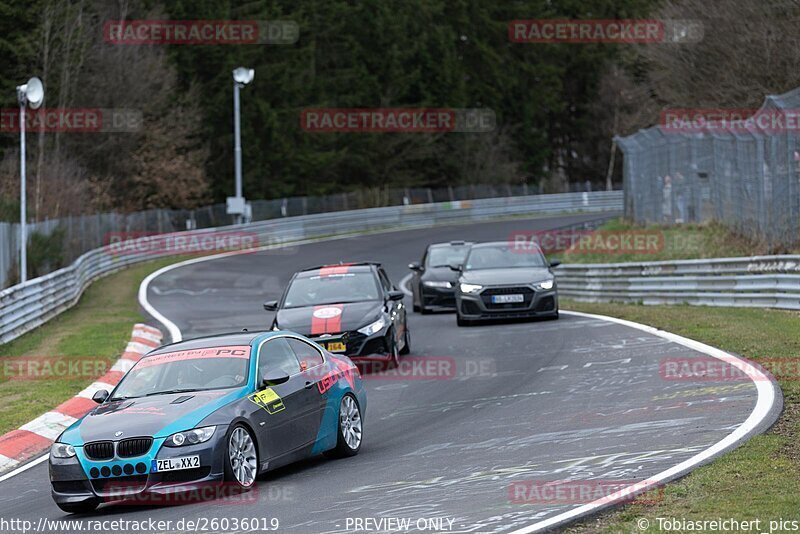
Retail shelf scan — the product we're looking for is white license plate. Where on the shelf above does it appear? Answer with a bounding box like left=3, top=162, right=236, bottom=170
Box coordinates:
left=151, top=455, right=200, bottom=473
left=492, top=294, right=524, bottom=304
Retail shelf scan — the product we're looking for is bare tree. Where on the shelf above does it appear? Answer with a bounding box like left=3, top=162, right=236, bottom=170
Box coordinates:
left=8, top=0, right=210, bottom=218
left=611, top=0, right=800, bottom=133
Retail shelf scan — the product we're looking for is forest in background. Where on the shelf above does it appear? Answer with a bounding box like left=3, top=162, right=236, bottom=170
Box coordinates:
left=1, top=0, right=798, bottom=221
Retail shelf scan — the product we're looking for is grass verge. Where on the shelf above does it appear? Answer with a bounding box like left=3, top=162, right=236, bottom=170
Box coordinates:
left=0, top=256, right=191, bottom=434
left=562, top=300, right=800, bottom=532
left=558, top=218, right=767, bottom=263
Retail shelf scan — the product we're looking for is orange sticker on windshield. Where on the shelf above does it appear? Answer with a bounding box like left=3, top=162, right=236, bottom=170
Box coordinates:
left=136, top=346, right=250, bottom=369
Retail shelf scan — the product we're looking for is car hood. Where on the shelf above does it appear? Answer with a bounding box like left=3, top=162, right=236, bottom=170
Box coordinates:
left=76, top=390, right=236, bottom=442
left=460, top=267, right=552, bottom=286
left=276, top=301, right=383, bottom=335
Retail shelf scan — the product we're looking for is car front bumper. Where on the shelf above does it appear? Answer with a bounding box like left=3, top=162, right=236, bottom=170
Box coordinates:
left=456, top=286, right=558, bottom=321
left=419, top=286, right=456, bottom=310
left=310, top=328, right=395, bottom=361
left=50, top=427, right=230, bottom=507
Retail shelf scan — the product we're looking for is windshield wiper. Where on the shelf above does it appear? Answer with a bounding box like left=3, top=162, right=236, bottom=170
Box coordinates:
left=144, top=388, right=199, bottom=397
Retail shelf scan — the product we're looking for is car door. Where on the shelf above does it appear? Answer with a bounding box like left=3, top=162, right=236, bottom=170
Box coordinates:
left=286, top=337, right=327, bottom=439
left=249, top=337, right=319, bottom=461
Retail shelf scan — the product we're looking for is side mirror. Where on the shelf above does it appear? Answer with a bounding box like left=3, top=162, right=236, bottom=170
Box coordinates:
left=549, top=259, right=562, bottom=268
left=408, top=262, right=422, bottom=271
left=448, top=263, right=463, bottom=272
left=387, top=290, right=405, bottom=301
left=261, top=372, right=290, bottom=388
left=263, top=300, right=278, bottom=311
left=92, top=389, right=109, bottom=404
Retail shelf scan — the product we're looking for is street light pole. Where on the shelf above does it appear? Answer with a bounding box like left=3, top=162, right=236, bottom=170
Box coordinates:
left=15, top=77, right=43, bottom=284
left=18, top=99, right=27, bottom=283
left=233, top=80, right=243, bottom=224
left=230, top=67, right=254, bottom=225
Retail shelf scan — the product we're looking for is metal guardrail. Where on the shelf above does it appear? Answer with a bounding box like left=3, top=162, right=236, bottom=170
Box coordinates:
left=0, top=191, right=622, bottom=344
left=0, top=182, right=596, bottom=289
left=556, top=255, right=800, bottom=309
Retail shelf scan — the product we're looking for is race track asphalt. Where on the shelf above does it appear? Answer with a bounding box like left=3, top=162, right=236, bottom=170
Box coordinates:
left=0, top=213, right=778, bottom=534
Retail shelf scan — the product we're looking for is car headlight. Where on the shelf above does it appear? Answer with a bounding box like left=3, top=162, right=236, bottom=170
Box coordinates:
left=51, top=442, right=76, bottom=458
left=536, top=280, right=555, bottom=290
left=164, top=426, right=216, bottom=447
left=422, top=280, right=452, bottom=288
left=357, top=317, right=387, bottom=336
left=459, top=283, right=483, bottom=294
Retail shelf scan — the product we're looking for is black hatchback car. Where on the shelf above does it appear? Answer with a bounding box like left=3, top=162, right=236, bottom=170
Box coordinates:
left=264, top=263, right=410, bottom=364
left=408, top=241, right=473, bottom=313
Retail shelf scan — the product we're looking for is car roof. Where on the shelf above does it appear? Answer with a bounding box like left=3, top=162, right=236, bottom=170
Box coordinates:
left=429, top=240, right=473, bottom=248
left=470, top=240, right=515, bottom=248
left=296, top=262, right=377, bottom=277
left=146, top=331, right=268, bottom=356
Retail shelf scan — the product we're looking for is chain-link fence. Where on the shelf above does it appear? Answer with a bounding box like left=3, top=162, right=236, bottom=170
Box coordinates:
left=617, top=86, right=800, bottom=251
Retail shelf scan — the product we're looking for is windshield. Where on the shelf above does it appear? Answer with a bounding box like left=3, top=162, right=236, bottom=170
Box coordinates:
left=464, top=244, right=547, bottom=270
left=284, top=272, right=380, bottom=308
left=427, top=246, right=470, bottom=268
left=110, top=346, right=250, bottom=400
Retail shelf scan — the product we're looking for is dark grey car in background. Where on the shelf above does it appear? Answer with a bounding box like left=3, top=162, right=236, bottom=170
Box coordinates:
left=408, top=241, right=473, bottom=313
left=452, top=241, right=560, bottom=326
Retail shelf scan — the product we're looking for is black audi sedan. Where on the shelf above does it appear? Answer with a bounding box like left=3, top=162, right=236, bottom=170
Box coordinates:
left=452, top=241, right=560, bottom=326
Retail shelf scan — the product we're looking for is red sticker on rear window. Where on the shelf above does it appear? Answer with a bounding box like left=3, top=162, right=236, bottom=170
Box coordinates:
left=318, top=264, right=352, bottom=277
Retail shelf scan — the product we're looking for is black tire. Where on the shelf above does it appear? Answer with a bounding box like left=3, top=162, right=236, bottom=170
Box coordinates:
left=56, top=500, right=99, bottom=514
left=399, top=324, right=411, bottom=355
left=389, top=332, right=400, bottom=366
left=326, top=394, right=363, bottom=458
left=456, top=313, right=471, bottom=327
left=223, top=424, right=258, bottom=490
left=413, top=303, right=420, bottom=312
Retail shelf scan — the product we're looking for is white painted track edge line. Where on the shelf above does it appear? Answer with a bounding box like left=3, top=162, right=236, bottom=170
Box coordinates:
left=399, top=273, right=414, bottom=297
left=139, top=262, right=190, bottom=343
left=509, top=309, right=780, bottom=534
